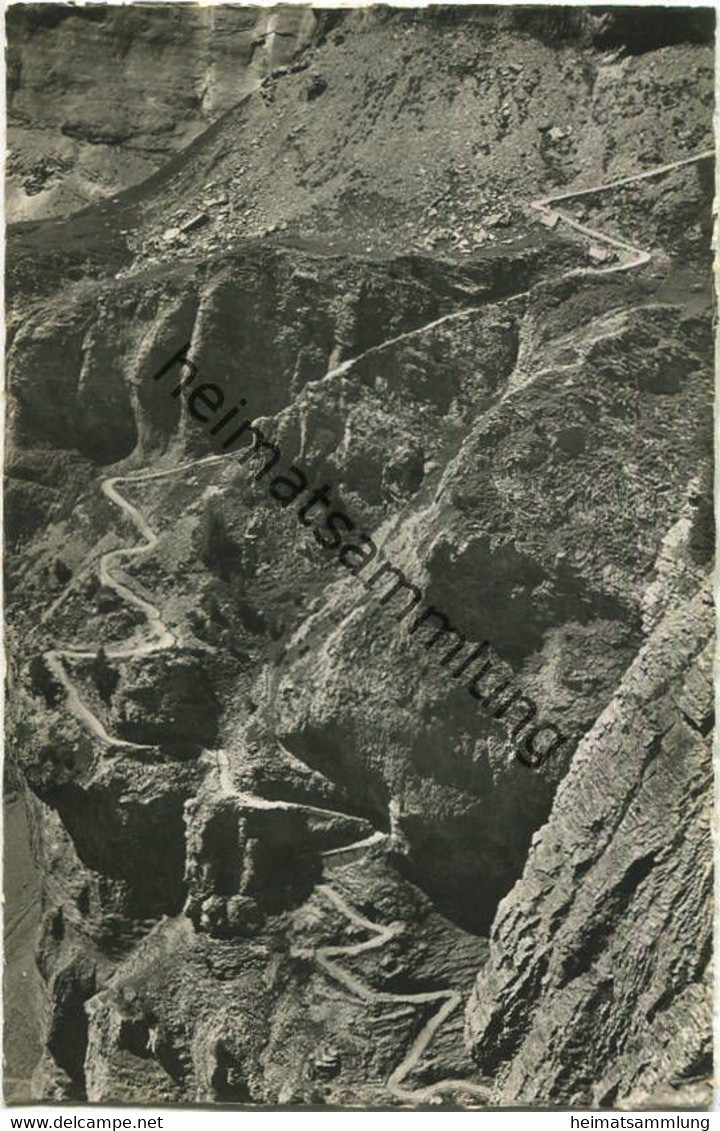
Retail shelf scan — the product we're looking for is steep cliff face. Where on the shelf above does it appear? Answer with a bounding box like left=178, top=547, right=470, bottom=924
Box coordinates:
left=5, top=5, right=714, bottom=1108
left=7, top=4, right=317, bottom=221
left=465, top=575, right=713, bottom=1106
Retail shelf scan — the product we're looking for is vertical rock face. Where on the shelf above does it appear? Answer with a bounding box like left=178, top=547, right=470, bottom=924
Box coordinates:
left=466, top=575, right=713, bottom=1106
left=7, top=4, right=317, bottom=220
left=5, top=4, right=714, bottom=1109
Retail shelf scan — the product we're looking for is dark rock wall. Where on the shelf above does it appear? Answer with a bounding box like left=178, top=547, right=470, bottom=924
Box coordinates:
left=7, top=4, right=317, bottom=220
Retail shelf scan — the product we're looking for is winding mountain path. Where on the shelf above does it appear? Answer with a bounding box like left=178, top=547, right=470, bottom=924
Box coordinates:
left=43, top=452, right=236, bottom=749
left=315, top=883, right=491, bottom=1105
left=40, top=437, right=495, bottom=1105
left=213, top=748, right=489, bottom=1103
left=39, top=146, right=712, bottom=1105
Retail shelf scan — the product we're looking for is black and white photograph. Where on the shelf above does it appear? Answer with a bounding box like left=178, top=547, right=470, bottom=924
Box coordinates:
left=3, top=1, right=715, bottom=1115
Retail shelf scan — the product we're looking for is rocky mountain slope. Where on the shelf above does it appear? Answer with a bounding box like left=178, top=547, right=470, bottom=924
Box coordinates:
left=5, top=4, right=714, bottom=1108
left=7, top=4, right=316, bottom=221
